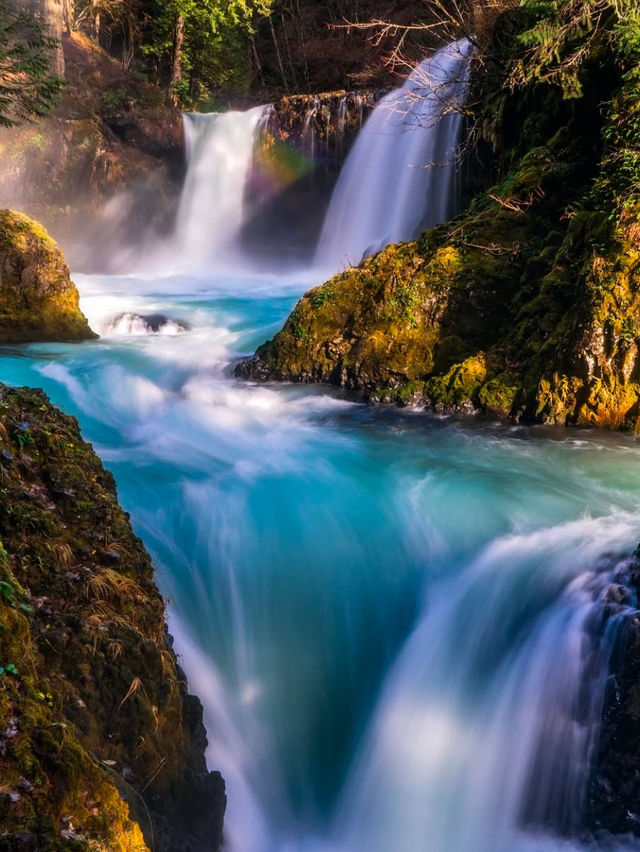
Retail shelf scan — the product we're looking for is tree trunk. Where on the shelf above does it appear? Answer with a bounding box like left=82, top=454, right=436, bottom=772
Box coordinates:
left=169, top=13, right=185, bottom=104
left=21, top=0, right=66, bottom=76
left=92, top=3, right=100, bottom=41
left=269, top=15, right=288, bottom=90
left=62, top=0, right=72, bottom=34
left=249, top=33, right=266, bottom=90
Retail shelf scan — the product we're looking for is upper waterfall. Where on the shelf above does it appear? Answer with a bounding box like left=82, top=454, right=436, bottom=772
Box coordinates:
left=173, top=106, right=270, bottom=268
left=315, top=39, right=472, bottom=272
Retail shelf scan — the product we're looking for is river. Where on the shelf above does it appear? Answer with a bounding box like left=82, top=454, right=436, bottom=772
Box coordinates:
left=2, top=269, right=640, bottom=852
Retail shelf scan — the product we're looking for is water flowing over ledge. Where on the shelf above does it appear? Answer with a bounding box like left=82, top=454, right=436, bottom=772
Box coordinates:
left=164, top=39, right=471, bottom=277
left=315, top=38, right=472, bottom=271
left=173, top=106, right=272, bottom=269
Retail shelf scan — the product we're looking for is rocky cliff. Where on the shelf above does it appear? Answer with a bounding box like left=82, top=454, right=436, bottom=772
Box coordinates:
left=0, top=383, right=226, bottom=851
left=0, top=31, right=183, bottom=271
left=590, top=547, right=640, bottom=834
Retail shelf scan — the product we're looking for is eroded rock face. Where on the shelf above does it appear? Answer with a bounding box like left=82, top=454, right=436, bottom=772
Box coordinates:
left=0, top=385, right=225, bottom=851
left=0, top=210, right=95, bottom=343
left=0, top=32, right=184, bottom=272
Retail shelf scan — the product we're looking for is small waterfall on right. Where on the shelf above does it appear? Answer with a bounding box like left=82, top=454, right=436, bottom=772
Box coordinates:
left=315, top=38, right=472, bottom=272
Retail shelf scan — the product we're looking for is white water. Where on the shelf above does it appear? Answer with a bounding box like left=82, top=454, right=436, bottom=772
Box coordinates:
left=173, top=106, right=270, bottom=268
left=315, top=38, right=472, bottom=271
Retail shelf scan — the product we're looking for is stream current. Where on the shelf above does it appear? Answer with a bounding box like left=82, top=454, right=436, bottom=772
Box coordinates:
left=2, top=271, right=640, bottom=852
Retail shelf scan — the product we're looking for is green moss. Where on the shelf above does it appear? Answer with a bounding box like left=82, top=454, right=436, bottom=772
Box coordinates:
left=0, top=210, right=96, bottom=343
left=478, top=375, right=519, bottom=416
left=0, top=384, right=224, bottom=850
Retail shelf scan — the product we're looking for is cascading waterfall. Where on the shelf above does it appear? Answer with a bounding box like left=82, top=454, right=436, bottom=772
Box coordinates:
left=315, top=38, right=472, bottom=271
left=327, top=521, right=635, bottom=852
left=173, top=105, right=270, bottom=268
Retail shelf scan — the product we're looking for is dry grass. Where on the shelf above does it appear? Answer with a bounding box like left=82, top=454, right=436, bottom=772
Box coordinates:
left=85, top=568, right=148, bottom=605
left=48, top=542, right=74, bottom=569
left=119, top=676, right=143, bottom=710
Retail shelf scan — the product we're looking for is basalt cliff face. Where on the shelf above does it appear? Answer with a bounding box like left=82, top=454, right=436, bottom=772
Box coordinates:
left=0, top=383, right=225, bottom=851
left=237, top=10, right=640, bottom=432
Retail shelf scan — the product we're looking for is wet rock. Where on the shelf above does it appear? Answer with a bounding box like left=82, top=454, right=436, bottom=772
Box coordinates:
left=589, top=550, right=640, bottom=835
left=104, top=312, right=190, bottom=335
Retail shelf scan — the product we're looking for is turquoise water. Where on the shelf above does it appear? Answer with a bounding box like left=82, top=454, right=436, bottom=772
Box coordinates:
left=2, top=272, right=640, bottom=852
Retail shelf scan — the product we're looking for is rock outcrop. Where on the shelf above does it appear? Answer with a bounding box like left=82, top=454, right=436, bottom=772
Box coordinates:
left=0, top=384, right=225, bottom=851
left=590, top=547, right=640, bottom=833
left=0, top=210, right=95, bottom=343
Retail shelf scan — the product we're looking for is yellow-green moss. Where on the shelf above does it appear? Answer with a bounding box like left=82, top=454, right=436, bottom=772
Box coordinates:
left=0, top=210, right=96, bottom=343
left=0, top=385, right=225, bottom=850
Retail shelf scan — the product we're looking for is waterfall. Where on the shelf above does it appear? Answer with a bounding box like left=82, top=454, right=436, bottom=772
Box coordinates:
left=315, top=39, right=472, bottom=272
left=173, top=106, right=270, bottom=268
left=327, top=520, right=634, bottom=852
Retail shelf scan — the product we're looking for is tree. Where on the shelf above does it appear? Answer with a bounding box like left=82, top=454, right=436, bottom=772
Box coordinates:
left=0, top=0, right=63, bottom=126
left=141, top=0, right=274, bottom=102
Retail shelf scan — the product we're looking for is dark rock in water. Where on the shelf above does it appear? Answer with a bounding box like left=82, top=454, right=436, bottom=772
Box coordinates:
left=0, top=210, right=96, bottom=343
left=106, top=312, right=190, bottom=335
left=235, top=353, right=275, bottom=382
left=144, top=313, right=190, bottom=332
left=589, top=548, right=640, bottom=835
left=0, top=384, right=225, bottom=851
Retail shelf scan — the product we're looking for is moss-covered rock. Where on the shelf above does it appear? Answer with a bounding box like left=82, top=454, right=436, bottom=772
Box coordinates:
left=0, top=211, right=95, bottom=343
left=0, top=384, right=225, bottom=851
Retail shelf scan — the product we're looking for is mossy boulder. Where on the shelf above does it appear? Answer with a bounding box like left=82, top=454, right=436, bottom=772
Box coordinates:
left=0, top=384, right=225, bottom=850
left=0, top=210, right=95, bottom=343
